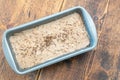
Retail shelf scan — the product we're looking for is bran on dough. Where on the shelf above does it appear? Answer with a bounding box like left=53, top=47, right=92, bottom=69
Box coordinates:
left=10, top=12, right=90, bottom=69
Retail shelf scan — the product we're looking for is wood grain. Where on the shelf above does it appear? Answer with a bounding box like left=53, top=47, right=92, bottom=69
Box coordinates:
left=38, top=0, right=120, bottom=80
left=0, top=0, right=63, bottom=80
left=86, top=0, right=120, bottom=79
left=0, top=0, right=120, bottom=80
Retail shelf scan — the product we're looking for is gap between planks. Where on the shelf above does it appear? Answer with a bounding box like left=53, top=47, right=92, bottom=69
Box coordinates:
left=35, top=0, right=65, bottom=80
left=83, top=0, right=110, bottom=79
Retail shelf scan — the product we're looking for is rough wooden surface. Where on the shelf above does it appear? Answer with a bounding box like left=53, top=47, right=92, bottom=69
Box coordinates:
left=0, top=0, right=120, bottom=80
left=0, top=0, right=63, bottom=80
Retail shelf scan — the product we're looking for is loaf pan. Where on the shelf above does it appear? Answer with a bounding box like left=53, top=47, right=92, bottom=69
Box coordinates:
left=2, top=6, right=97, bottom=74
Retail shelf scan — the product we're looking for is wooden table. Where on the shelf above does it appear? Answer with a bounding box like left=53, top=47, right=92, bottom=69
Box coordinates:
left=0, top=0, right=120, bottom=80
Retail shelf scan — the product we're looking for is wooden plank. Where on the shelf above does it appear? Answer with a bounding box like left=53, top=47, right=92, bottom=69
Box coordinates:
left=38, top=0, right=120, bottom=80
left=0, top=0, right=63, bottom=80
left=85, top=0, right=120, bottom=79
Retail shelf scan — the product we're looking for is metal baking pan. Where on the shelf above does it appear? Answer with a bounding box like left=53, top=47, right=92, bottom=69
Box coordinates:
left=2, top=6, right=97, bottom=74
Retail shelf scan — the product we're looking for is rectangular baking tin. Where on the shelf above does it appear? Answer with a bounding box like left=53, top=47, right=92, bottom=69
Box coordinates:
left=2, top=6, right=97, bottom=74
